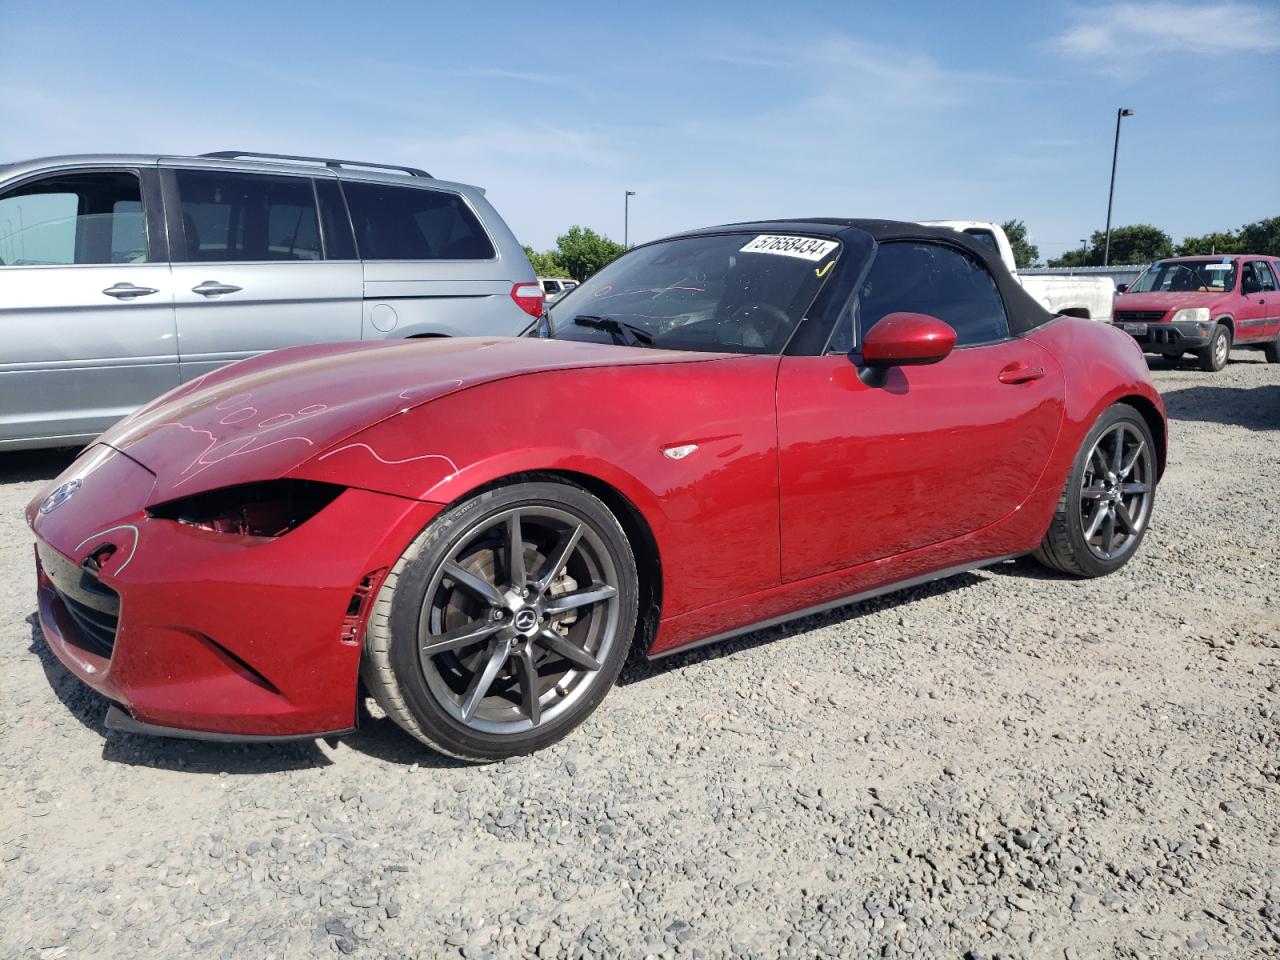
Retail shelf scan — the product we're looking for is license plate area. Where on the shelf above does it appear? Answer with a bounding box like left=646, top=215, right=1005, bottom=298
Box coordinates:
left=1123, top=323, right=1148, bottom=336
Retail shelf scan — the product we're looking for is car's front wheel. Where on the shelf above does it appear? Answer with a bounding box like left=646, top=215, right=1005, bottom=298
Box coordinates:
left=1196, top=323, right=1231, bottom=372
left=362, top=478, right=638, bottom=761
left=1033, top=404, right=1157, bottom=578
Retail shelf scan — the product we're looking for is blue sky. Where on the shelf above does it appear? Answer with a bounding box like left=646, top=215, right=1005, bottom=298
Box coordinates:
left=4, top=0, right=1277, bottom=259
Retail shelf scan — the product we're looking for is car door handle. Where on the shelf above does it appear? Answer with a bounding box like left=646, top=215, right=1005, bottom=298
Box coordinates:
left=998, top=363, right=1046, bottom=385
left=192, top=281, right=243, bottom=297
left=102, top=282, right=158, bottom=300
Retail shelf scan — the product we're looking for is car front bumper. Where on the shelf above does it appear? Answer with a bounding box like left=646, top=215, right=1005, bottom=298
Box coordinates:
left=1114, top=320, right=1213, bottom=352
left=29, top=445, right=440, bottom=740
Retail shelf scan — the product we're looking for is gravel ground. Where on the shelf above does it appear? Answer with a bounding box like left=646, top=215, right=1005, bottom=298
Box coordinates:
left=1, top=354, right=1278, bottom=960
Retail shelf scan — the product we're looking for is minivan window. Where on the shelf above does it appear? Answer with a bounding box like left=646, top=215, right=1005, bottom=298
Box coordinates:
left=341, top=181, right=496, bottom=261
left=0, top=172, right=148, bottom=266
left=857, top=241, right=1009, bottom=347
left=174, top=170, right=322, bottom=262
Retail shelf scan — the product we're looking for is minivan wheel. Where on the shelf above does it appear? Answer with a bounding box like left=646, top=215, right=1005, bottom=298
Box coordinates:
left=1196, top=324, right=1231, bottom=372
left=1033, top=404, right=1157, bottom=578
left=362, top=478, right=638, bottom=761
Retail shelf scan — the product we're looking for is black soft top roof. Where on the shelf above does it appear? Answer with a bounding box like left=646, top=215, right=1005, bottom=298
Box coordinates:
left=676, top=217, right=1056, bottom=336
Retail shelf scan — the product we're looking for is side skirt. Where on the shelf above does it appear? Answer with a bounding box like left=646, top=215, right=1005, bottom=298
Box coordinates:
left=646, top=553, right=1021, bottom=661
left=105, top=704, right=354, bottom=744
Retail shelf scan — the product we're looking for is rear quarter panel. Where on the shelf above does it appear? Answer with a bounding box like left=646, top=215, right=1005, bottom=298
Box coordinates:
left=1027, top=317, right=1167, bottom=478
left=356, top=182, right=537, bottom=339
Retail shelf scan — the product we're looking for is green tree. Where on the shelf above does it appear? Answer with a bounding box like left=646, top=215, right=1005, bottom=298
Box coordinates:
left=1095, top=224, right=1174, bottom=265
left=1001, top=219, right=1040, bottom=269
left=554, top=226, right=625, bottom=281
left=1046, top=224, right=1173, bottom=268
left=1175, top=231, right=1242, bottom=256
left=1239, top=216, right=1280, bottom=256
left=522, top=244, right=569, bottom=278
left=1047, top=247, right=1090, bottom=268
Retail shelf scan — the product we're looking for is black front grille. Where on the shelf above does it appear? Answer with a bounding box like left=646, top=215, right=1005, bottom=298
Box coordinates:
left=1115, top=310, right=1168, bottom=322
left=37, top=542, right=120, bottom=658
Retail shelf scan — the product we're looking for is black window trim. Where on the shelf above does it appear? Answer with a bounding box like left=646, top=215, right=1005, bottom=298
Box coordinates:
left=0, top=164, right=168, bottom=266
left=311, top=177, right=359, bottom=262
left=823, top=237, right=1014, bottom=356
left=335, top=176, right=500, bottom=264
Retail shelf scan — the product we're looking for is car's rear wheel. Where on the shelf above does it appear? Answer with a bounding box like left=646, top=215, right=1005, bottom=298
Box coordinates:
left=1263, top=333, right=1280, bottom=364
left=1195, top=323, right=1231, bottom=372
left=362, top=478, right=638, bottom=761
left=1033, top=404, right=1157, bottom=578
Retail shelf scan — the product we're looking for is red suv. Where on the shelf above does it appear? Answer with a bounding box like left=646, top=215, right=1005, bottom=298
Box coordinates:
left=1113, top=255, right=1280, bottom=371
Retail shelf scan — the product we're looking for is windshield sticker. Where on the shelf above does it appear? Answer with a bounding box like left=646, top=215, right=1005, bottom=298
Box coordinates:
left=740, top=235, right=839, bottom=261
left=1204, top=263, right=1231, bottom=270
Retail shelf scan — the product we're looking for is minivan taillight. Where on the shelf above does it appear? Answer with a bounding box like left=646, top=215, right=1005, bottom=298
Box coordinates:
left=511, top=282, right=544, bottom=318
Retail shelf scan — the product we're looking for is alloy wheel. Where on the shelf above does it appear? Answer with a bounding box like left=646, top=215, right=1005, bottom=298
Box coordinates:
left=417, top=507, right=621, bottom=734
left=1078, top=422, right=1154, bottom=561
left=1214, top=329, right=1229, bottom=367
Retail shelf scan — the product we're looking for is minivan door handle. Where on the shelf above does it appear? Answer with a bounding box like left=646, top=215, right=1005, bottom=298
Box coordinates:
left=192, top=281, right=243, bottom=297
left=102, top=282, right=158, bottom=300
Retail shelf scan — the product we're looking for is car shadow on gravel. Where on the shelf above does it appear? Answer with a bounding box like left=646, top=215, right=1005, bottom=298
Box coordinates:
left=620, top=568, right=991, bottom=683
left=26, top=615, right=466, bottom=772
left=1161, top=383, right=1279, bottom=431
left=1, top=448, right=80, bottom=484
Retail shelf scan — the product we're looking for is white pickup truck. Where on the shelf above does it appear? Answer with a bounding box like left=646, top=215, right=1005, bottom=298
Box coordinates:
left=923, top=220, right=1115, bottom=323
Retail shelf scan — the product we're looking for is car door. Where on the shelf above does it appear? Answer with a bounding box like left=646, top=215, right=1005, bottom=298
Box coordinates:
left=1260, top=262, right=1280, bottom=340
left=777, top=240, right=1065, bottom=582
left=0, top=165, right=178, bottom=447
left=1234, top=261, right=1270, bottom=343
left=161, top=163, right=363, bottom=381
left=1241, top=260, right=1280, bottom=341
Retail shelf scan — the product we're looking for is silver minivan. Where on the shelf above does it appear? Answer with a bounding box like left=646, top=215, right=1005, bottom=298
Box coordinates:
left=0, top=151, right=541, bottom=450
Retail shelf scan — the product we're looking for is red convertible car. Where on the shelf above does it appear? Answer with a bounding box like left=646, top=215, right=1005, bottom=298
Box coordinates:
left=28, top=220, right=1167, bottom=760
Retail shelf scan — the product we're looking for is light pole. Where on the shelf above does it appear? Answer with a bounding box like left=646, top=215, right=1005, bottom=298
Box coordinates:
left=624, top=190, right=636, bottom=249
left=1103, top=108, right=1134, bottom=267
left=1080, top=238, right=1088, bottom=268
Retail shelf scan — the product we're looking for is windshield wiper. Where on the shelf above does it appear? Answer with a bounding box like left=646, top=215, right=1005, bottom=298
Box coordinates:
left=572, top=314, right=654, bottom=348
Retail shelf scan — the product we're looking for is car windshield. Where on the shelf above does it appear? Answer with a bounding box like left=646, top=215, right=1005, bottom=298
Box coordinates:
left=1128, top=260, right=1237, bottom=294
left=535, top=232, right=842, bottom=354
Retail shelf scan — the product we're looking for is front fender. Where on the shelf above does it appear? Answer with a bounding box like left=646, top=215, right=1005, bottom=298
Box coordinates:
left=290, top=359, right=783, bottom=621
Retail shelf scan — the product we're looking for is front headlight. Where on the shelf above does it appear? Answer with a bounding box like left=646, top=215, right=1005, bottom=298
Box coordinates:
left=1170, top=307, right=1210, bottom=325
left=147, top=480, right=344, bottom=537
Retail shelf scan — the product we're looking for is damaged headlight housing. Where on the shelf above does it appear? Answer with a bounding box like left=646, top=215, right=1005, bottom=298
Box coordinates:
left=147, top=480, right=343, bottom=538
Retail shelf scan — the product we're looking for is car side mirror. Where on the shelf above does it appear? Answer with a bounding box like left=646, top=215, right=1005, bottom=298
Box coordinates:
left=1115, top=283, right=1128, bottom=293
left=860, top=312, right=957, bottom=368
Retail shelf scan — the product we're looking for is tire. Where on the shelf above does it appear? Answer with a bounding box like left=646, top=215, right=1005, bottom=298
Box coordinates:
left=1263, top=334, right=1280, bottom=364
left=1033, top=404, right=1157, bottom=578
left=362, top=478, right=638, bottom=761
left=1195, top=323, right=1231, bottom=372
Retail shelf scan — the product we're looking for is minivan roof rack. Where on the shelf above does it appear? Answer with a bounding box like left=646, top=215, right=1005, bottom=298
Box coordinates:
left=199, top=151, right=432, bottom=178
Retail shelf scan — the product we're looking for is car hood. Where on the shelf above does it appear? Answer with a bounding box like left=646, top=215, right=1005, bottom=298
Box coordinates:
left=100, top=337, right=717, bottom=503
left=1113, top=291, right=1232, bottom=315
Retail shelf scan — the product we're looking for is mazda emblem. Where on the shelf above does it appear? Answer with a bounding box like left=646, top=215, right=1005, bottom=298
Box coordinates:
left=39, top=478, right=82, bottom=515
